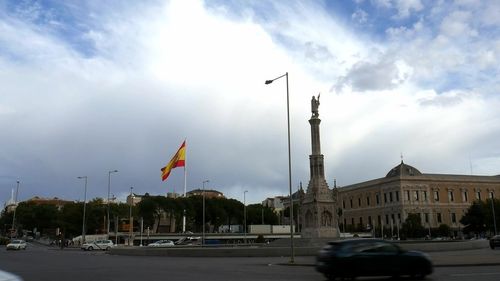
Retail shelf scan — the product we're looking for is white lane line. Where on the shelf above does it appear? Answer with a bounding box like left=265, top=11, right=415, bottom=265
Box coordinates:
left=451, top=272, right=500, bottom=277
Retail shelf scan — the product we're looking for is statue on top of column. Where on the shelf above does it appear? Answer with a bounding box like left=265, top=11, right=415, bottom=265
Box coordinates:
left=311, top=93, right=320, bottom=117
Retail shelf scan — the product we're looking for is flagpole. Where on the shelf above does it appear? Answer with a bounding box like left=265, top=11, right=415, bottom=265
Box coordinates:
left=182, top=140, right=187, bottom=233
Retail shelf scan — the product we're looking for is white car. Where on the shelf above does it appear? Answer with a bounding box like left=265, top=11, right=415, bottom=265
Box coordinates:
left=6, top=240, right=27, bottom=250
left=81, top=240, right=114, bottom=251
left=147, top=240, right=175, bottom=247
left=0, top=270, right=23, bottom=281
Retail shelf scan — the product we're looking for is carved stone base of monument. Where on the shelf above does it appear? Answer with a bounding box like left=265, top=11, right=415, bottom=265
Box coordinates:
left=300, top=178, right=339, bottom=238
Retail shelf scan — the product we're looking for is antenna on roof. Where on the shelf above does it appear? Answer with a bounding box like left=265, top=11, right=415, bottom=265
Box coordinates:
left=400, top=152, right=404, bottom=163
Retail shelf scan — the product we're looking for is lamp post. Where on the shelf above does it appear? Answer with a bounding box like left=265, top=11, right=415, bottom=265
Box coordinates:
left=11, top=180, right=20, bottom=239
left=491, top=194, right=497, bottom=235
left=265, top=72, right=294, bottom=263
left=202, top=180, right=209, bottom=246
left=244, top=190, right=248, bottom=244
left=129, top=186, right=134, bottom=246
left=107, top=170, right=118, bottom=239
left=77, top=176, right=88, bottom=244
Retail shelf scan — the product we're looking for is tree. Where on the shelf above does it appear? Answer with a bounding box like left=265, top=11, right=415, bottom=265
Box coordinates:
left=436, top=224, right=451, bottom=237
left=460, top=201, right=486, bottom=235
left=401, top=213, right=425, bottom=239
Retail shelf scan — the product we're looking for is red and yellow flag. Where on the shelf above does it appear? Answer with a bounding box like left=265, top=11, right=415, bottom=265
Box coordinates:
left=161, top=141, right=186, bottom=181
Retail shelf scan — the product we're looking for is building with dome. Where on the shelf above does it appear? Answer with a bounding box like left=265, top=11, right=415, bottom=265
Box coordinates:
left=337, top=161, right=500, bottom=237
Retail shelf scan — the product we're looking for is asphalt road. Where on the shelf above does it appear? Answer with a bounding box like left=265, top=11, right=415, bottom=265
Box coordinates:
left=1, top=243, right=500, bottom=281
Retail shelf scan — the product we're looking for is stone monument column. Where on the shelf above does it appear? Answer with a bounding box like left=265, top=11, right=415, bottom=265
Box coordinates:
left=301, top=94, right=339, bottom=238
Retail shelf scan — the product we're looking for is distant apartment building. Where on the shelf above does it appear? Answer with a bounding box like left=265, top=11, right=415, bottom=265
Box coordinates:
left=262, top=196, right=286, bottom=211
left=337, top=161, right=500, bottom=236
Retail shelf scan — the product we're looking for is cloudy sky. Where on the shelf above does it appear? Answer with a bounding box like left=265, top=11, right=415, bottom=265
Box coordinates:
left=1, top=0, right=499, bottom=206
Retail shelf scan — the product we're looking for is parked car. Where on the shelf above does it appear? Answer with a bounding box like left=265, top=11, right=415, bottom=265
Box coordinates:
left=6, top=240, right=27, bottom=251
left=147, top=240, right=175, bottom=247
left=81, top=240, right=114, bottom=251
left=316, top=239, right=433, bottom=280
left=489, top=235, right=500, bottom=249
left=175, top=236, right=201, bottom=245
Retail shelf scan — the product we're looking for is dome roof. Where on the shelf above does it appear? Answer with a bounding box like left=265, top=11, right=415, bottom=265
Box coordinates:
left=386, top=161, right=422, bottom=177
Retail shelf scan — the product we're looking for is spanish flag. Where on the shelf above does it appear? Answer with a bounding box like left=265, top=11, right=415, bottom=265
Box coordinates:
left=161, top=141, right=186, bottom=181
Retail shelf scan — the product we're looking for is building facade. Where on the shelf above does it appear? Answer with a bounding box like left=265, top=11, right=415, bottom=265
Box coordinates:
left=338, top=161, right=500, bottom=236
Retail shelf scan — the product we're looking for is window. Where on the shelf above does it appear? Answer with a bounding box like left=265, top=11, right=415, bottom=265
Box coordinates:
left=360, top=217, right=363, bottom=226
left=490, top=192, right=495, bottom=199
left=476, top=191, right=481, bottom=200
left=451, top=213, right=457, bottom=223
left=385, top=214, right=389, bottom=225
left=424, top=213, right=429, bottom=223
left=350, top=199, right=353, bottom=208
left=378, top=215, right=381, bottom=226
left=463, top=191, right=468, bottom=202
left=343, top=200, right=346, bottom=209
left=376, top=194, right=380, bottom=205
left=434, top=191, right=440, bottom=201
left=358, top=198, right=362, bottom=207
left=368, top=216, right=372, bottom=226
left=437, top=213, right=442, bottom=223
left=406, top=190, right=410, bottom=201
left=414, top=191, right=419, bottom=201
left=389, top=192, right=393, bottom=202
left=384, top=193, right=387, bottom=203
left=448, top=190, right=454, bottom=202
left=397, top=213, right=401, bottom=223
left=351, top=218, right=355, bottom=226
left=396, top=191, right=400, bottom=201
left=423, top=191, right=428, bottom=202
left=367, top=197, right=370, bottom=206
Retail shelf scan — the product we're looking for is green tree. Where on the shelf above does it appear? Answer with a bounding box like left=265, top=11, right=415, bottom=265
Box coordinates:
left=436, top=224, right=451, bottom=237
left=460, top=201, right=486, bottom=235
left=14, top=202, right=58, bottom=236
left=401, top=213, right=425, bottom=239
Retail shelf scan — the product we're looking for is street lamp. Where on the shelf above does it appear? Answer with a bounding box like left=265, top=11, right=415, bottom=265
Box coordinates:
left=11, top=180, right=20, bottom=239
left=265, top=72, right=295, bottom=263
left=244, top=190, right=248, bottom=244
left=77, top=176, right=88, bottom=244
left=202, top=180, right=209, bottom=246
left=490, top=193, right=497, bottom=235
left=107, top=170, right=118, bottom=239
left=129, top=186, right=134, bottom=246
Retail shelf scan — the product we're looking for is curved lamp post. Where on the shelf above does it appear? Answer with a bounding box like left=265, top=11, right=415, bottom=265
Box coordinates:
left=77, top=176, right=88, bottom=244
left=107, top=170, right=118, bottom=239
left=202, top=180, right=209, bottom=246
left=265, top=72, right=294, bottom=263
left=11, top=180, right=20, bottom=239
left=244, top=190, right=248, bottom=244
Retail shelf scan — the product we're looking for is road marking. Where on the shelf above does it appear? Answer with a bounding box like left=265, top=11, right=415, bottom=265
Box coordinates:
left=451, top=272, right=500, bottom=277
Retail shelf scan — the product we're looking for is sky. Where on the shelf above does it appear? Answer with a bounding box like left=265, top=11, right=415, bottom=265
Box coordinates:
left=1, top=0, right=499, bottom=206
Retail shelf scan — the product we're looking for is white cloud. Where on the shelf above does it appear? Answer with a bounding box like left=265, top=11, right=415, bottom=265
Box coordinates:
left=439, top=10, right=478, bottom=38
left=1, top=0, right=499, bottom=206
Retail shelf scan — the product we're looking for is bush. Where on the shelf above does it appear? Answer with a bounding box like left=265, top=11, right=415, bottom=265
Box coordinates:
left=256, top=234, right=265, bottom=243
left=0, top=237, right=10, bottom=245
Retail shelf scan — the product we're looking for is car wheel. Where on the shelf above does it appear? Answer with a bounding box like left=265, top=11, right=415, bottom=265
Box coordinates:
left=105, top=246, right=111, bottom=251
left=325, top=273, right=336, bottom=280
left=88, top=246, right=93, bottom=251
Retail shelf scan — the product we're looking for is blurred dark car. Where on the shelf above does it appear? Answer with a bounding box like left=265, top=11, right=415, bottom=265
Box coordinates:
left=489, top=235, right=500, bottom=249
left=316, top=239, right=433, bottom=280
